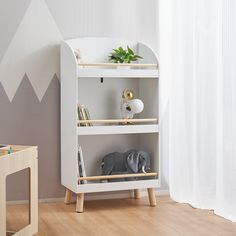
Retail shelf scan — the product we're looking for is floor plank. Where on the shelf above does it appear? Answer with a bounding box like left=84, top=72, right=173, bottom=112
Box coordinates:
left=6, top=196, right=236, bottom=236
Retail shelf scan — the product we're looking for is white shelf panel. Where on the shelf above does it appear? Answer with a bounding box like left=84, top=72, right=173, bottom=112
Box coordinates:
left=77, top=124, right=159, bottom=135
left=77, top=68, right=159, bottom=78
left=77, top=179, right=159, bottom=193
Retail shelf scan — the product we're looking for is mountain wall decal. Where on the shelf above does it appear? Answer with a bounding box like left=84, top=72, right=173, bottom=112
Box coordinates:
left=0, top=75, right=64, bottom=200
left=0, top=0, right=31, bottom=62
left=0, top=0, right=62, bottom=101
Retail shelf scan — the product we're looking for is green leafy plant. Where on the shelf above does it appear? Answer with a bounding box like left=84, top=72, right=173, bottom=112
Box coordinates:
left=109, top=46, right=143, bottom=63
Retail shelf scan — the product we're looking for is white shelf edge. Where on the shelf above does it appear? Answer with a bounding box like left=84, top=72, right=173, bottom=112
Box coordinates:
left=77, top=179, right=159, bottom=193
left=77, top=124, right=159, bottom=136
left=77, top=68, right=159, bottom=78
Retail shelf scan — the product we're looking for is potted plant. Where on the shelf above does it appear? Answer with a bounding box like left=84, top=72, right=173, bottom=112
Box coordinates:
left=109, top=46, right=143, bottom=68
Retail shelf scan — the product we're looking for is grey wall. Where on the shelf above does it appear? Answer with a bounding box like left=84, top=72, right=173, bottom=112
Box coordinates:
left=1, top=76, right=63, bottom=200
left=0, top=0, right=161, bottom=201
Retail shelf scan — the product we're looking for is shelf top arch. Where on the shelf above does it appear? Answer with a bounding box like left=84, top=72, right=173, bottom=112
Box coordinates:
left=61, top=37, right=159, bottom=78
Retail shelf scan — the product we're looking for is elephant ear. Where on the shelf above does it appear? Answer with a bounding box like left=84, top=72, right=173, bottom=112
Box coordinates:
left=139, top=151, right=151, bottom=169
left=101, top=153, right=117, bottom=175
left=126, top=151, right=140, bottom=173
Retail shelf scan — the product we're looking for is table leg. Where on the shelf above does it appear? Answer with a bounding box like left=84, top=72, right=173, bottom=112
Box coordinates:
left=29, top=159, right=38, bottom=233
left=0, top=174, right=6, bottom=236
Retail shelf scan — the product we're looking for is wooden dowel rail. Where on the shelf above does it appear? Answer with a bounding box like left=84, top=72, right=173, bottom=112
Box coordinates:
left=78, top=62, right=158, bottom=68
left=78, top=172, right=158, bottom=181
left=78, top=118, right=158, bottom=124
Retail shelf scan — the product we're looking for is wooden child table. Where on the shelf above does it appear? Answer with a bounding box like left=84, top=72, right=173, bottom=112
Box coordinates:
left=0, top=145, right=38, bottom=236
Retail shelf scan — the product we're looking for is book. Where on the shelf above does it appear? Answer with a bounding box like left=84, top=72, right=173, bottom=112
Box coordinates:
left=80, top=105, right=89, bottom=127
left=77, top=105, right=82, bottom=126
left=84, top=107, right=93, bottom=126
left=78, top=104, right=92, bottom=126
left=77, top=146, right=87, bottom=184
left=77, top=104, right=86, bottom=126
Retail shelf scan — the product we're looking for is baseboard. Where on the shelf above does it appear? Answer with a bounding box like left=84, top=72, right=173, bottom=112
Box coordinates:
left=6, top=188, right=169, bottom=205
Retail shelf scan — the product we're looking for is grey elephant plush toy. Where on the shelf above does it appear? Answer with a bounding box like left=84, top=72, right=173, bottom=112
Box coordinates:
left=101, top=150, right=151, bottom=176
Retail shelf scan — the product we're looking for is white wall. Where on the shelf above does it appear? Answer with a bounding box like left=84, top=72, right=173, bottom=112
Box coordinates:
left=46, top=0, right=159, bottom=50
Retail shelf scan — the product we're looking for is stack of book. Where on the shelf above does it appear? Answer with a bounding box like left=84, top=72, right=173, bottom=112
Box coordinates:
left=78, top=104, right=92, bottom=126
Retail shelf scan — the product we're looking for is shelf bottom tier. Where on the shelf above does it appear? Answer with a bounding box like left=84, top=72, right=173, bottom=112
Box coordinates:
left=76, top=179, right=159, bottom=193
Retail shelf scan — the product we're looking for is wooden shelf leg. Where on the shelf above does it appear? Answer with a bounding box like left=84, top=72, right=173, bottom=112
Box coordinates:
left=147, top=188, right=156, bottom=207
left=76, top=193, right=84, bottom=213
left=134, top=189, right=141, bottom=199
left=64, top=189, right=73, bottom=204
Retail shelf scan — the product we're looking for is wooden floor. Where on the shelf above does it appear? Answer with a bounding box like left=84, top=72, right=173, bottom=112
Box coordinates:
left=6, top=196, right=236, bottom=236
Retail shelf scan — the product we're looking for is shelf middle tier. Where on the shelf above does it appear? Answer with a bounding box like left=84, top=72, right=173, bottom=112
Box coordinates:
left=77, top=124, right=159, bottom=136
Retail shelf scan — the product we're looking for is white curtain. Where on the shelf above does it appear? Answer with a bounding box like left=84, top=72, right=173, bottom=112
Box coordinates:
left=159, top=0, right=236, bottom=221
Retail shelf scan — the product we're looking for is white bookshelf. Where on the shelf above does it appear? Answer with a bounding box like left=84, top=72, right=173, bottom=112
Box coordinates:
left=61, top=37, right=160, bottom=212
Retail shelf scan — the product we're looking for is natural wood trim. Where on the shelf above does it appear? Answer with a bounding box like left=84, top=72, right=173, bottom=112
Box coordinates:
left=147, top=188, right=157, bottom=207
left=78, top=172, right=158, bottom=181
left=78, top=118, right=158, bottom=124
left=134, top=189, right=141, bottom=199
left=78, top=62, right=158, bottom=68
left=64, top=189, right=73, bottom=204
left=0, top=145, right=38, bottom=235
left=76, top=193, right=84, bottom=213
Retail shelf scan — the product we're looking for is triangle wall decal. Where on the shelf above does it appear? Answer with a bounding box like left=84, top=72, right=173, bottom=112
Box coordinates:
left=0, top=0, right=63, bottom=102
left=0, top=0, right=32, bottom=63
